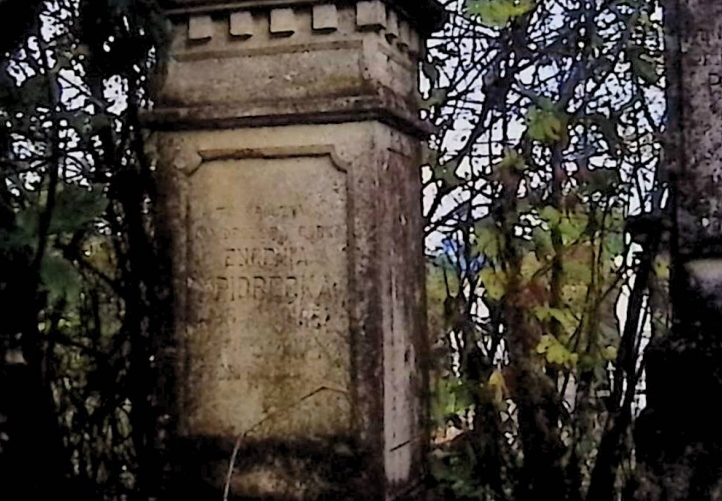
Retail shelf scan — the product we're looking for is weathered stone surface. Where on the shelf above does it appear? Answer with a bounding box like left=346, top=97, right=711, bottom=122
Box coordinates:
left=675, top=1, right=722, bottom=254
left=149, top=1, right=444, bottom=499
left=148, top=1, right=445, bottom=135
left=160, top=0, right=445, bottom=36
left=270, top=8, right=296, bottom=35
left=229, top=11, right=254, bottom=38
left=356, top=1, right=386, bottom=30
left=184, top=152, right=350, bottom=438
left=312, top=4, right=338, bottom=32
left=188, top=14, right=213, bottom=40
left=156, top=122, right=428, bottom=500
left=632, top=2, right=722, bottom=500
left=385, top=10, right=399, bottom=41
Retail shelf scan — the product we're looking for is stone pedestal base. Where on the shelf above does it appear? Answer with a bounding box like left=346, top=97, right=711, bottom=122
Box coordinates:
left=149, top=1, right=444, bottom=498
left=155, top=123, right=429, bottom=500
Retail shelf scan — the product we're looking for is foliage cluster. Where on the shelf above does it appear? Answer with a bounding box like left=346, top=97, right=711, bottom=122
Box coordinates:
left=423, top=1, right=669, bottom=500
left=0, top=0, right=678, bottom=500
left=0, top=1, right=167, bottom=499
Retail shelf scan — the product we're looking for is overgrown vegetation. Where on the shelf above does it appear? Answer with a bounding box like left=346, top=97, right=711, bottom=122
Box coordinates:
left=0, top=0, right=707, bottom=500
left=423, top=1, right=669, bottom=500
left=0, top=1, right=166, bottom=499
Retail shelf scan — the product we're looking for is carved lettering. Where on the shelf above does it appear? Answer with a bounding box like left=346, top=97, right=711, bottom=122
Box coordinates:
left=223, top=246, right=309, bottom=268
left=214, top=274, right=340, bottom=304
left=298, top=224, right=346, bottom=240
left=185, top=155, right=350, bottom=435
left=695, top=52, right=722, bottom=67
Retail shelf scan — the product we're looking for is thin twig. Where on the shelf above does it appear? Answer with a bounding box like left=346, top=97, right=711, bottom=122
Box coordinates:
left=222, top=386, right=349, bottom=501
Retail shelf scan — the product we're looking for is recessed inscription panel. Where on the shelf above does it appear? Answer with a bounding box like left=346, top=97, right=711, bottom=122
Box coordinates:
left=183, top=155, right=350, bottom=438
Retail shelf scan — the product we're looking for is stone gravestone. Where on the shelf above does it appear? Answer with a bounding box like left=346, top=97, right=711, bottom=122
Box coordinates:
left=146, top=1, right=445, bottom=499
left=633, top=2, right=722, bottom=500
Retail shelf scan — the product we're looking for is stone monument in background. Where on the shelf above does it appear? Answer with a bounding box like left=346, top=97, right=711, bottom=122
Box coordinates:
left=633, top=2, right=722, bottom=500
left=146, top=1, right=445, bottom=499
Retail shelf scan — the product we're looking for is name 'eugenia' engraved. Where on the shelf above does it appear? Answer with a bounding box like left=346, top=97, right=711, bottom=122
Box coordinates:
left=223, top=246, right=309, bottom=268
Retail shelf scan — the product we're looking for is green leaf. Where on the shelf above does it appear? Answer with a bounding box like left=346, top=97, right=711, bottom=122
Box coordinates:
left=422, top=60, right=441, bottom=88
left=474, top=218, right=501, bottom=260
left=539, top=206, right=561, bottom=226
left=421, top=143, right=439, bottom=167
left=41, top=252, right=81, bottom=301
left=497, top=148, right=526, bottom=172
left=532, top=306, right=578, bottom=338
left=49, top=183, right=108, bottom=235
left=563, top=257, right=593, bottom=284
left=466, top=0, right=536, bottom=28
left=480, top=268, right=506, bottom=300
left=559, top=211, right=588, bottom=245
left=604, top=231, right=625, bottom=258
left=602, top=345, right=618, bottom=361
left=431, top=376, right=474, bottom=424
left=532, top=225, right=553, bottom=260
left=584, top=168, right=621, bottom=195
left=535, top=334, right=578, bottom=369
left=433, top=159, right=463, bottom=188
left=526, top=106, right=568, bottom=143
left=420, top=86, right=449, bottom=111
left=654, top=256, right=670, bottom=280
left=2, top=205, right=41, bottom=252
left=629, top=50, right=660, bottom=85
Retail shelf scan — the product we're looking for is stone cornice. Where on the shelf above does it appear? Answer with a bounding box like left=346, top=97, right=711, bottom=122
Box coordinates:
left=143, top=87, right=434, bottom=139
left=160, top=0, right=447, bottom=36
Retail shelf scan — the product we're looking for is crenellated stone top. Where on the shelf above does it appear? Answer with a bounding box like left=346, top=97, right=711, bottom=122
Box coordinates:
left=176, top=1, right=423, bottom=58
left=149, top=0, right=444, bottom=136
left=160, top=0, right=446, bottom=37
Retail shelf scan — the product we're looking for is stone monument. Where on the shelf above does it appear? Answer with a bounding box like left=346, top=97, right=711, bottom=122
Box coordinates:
left=633, top=2, right=722, bottom=500
left=146, top=1, right=445, bottom=499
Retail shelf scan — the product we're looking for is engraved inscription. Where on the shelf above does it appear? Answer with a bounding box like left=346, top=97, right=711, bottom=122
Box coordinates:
left=678, top=7, right=722, bottom=244
left=184, top=154, right=350, bottom=437
left=710, top=73, right=722, bottom=88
